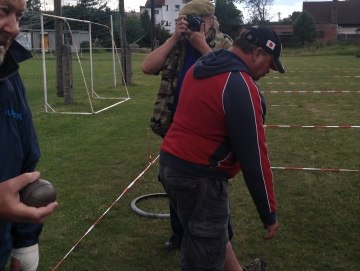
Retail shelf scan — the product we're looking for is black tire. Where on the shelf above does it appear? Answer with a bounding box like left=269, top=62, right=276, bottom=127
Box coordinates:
left=130, top=193, right=170, bottom=218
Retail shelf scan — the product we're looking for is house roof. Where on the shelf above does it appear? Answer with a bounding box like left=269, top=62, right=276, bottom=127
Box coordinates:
left=144, top=0, right=165, bottom=6
left=303, top=1, right=360, bottom=25
left=143, top=0, right=192, bottom=7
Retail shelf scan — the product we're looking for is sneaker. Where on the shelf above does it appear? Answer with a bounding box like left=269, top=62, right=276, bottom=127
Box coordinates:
left=242, top=257, right=266, bottom=271
left=164, top=235, right=182, bottom=252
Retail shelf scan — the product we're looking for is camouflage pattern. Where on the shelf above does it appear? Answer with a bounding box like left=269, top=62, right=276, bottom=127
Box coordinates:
left=150, top=28, right=233, bottom=138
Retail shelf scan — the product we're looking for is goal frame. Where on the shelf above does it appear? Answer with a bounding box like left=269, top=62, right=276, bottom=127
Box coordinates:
left=41, top=13, right=130, bottom=115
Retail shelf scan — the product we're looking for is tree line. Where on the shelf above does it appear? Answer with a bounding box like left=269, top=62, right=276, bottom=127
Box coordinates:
left=21, top=0, right=349, bottom=49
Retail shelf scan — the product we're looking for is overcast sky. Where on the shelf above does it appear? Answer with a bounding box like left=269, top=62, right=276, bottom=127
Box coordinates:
left=123, top=0, right=306, bottom=21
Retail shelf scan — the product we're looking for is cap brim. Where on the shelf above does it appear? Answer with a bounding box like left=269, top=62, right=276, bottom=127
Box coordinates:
left=270, top=56, right=285, bottom=73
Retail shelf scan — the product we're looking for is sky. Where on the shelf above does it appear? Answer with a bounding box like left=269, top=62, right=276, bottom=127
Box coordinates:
left=123, top=0, right=304, bottom=21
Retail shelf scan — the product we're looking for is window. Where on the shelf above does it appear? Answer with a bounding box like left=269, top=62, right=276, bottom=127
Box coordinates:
left=155, top=10, right=159, bottom=14
left=175, top=5, right=180, bottom=11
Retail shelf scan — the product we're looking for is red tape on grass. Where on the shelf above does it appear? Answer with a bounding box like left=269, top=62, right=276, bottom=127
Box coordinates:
left=264, top=76, right=360, bottom=79
left=272, top=166, right=360, bottom=172
left=264, top=125, right=360, bottom=128
left=52, top=155, right=159, bottom=271
left=269, top=105, right=352, bottom=107
left=261, top=90, right=360, bottom=94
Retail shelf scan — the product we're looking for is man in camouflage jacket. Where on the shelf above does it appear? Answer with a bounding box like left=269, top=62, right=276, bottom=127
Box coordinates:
left=142, top=0, right=232, bottom=138
left=142, top=0, right=233, bottom=253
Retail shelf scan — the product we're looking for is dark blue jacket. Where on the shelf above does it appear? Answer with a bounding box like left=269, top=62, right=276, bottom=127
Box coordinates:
left=0, top=40, right=42, bottom=270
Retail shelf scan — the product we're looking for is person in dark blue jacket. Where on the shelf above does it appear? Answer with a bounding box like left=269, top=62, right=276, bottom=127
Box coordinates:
left=0, top=0, right=58, bottom=269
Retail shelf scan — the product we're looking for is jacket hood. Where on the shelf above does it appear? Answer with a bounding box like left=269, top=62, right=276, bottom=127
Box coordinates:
left=193, top=49, right=250, bottom=79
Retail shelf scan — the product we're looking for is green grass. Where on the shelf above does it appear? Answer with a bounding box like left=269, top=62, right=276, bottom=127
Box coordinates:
left=11, top=48, right=360, bottom=270
left=282, top=43, right=360, bottom=57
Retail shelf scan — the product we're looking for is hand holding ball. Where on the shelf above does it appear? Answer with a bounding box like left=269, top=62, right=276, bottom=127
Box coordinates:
left=21, top=179, right=57, bottom=208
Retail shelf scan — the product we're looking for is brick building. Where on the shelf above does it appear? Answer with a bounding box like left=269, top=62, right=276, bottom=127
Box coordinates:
left=270, top=0, right=360, bottom=44
left=303, top=0, right=360, bottom=42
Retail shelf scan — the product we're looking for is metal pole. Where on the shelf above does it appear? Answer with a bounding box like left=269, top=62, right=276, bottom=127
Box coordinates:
left=89, top=22, right=94, bottom=97
left=41, top=14, right=48, bottom=112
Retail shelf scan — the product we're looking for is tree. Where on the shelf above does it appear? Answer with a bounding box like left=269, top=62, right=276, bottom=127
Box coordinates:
left=62, top=5, right=112, bottom=25
left=245, top=0, right=274, bottom=25
left=138, top=11, right=171, bottom=48
left=20, top=0, right=42, bottom=30
left=125, top=16, right=147, bottom=45
left=76, top=0, right=107, bottom=9
left=215, top=0, right=243, bottom=40
left=26, top=0, right=41, bottom=11
left=289, top=11, right=301, bottom=21
left=155, top=21, right=172, bottom=45
left=139, top=10, right=152, bottom=47
left=293, top=11, right=317, bottom=46
left=280, top=11, right=301, bottom=25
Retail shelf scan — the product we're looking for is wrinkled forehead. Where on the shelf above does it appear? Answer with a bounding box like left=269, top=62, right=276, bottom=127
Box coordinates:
left=0, top=0, right=26, bottom=11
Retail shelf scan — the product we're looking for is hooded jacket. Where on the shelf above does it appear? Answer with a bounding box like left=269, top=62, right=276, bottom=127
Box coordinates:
left=160, top=49, right=276, bottom=225
left=0, top=40, right=42, bottom=270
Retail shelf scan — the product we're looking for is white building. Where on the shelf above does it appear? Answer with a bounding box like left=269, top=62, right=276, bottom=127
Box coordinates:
left=16, top=29, right=89, bottom=53
left=140, top=0, right=192, bottom=33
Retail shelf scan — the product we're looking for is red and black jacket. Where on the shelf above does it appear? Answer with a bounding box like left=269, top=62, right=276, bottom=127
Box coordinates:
left=160, top=49, right=276, bottom=225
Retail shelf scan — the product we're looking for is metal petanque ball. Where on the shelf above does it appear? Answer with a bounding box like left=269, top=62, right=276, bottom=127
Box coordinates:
left=21, top=179, right=57, bottom=208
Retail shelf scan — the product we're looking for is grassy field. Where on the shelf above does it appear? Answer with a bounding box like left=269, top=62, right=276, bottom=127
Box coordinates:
left=13, top=49, right=360, bottom=270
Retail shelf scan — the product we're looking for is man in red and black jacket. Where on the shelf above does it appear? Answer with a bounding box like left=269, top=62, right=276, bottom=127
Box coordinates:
left=159, top=26, right=285, bottom=271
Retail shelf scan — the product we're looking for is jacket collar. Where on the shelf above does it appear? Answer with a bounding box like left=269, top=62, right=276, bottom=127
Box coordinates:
left=0, top=40, right=32, bottom=81
left=9, top=40, right=33, bottom=63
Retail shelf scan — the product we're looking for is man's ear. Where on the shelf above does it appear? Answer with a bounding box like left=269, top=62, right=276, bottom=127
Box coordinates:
left=252, top=47, right=263, bottom=61
left=209, top=17, right=214, bottom=26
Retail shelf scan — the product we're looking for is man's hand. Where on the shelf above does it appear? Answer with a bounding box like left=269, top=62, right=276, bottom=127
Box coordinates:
left=263, top=220, right=279, bottom=240
left=142, top=15, right=189, bottom=74
left=0, top=172, right=58, bottom=223
left=10, top=256, right=21, bottom=271
left=172, top=15, right=188, bottom=42
left=187, top=23, right=211, bottom=55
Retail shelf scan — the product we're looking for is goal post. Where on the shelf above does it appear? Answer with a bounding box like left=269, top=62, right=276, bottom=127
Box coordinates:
left=41, top=13, right=130, bottom=115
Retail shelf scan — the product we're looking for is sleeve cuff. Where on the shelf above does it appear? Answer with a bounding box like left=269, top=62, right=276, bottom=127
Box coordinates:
left=259, top=211, right=277, bottom=225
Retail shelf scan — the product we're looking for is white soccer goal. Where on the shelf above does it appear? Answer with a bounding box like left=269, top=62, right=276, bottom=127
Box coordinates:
left=41, top=13, right=130, bottom=115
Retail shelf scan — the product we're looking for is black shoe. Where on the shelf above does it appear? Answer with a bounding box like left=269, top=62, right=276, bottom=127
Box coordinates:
left=164, top=235, right=182, bottom=252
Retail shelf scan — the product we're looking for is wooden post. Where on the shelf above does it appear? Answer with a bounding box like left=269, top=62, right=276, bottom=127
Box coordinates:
left=54, top=0, right=63, bottom=97
left=119, top=0, right=132, bottom=84
left=62, top=44, right=73, bottom=105
left=151, top=0, right=155, bottom=51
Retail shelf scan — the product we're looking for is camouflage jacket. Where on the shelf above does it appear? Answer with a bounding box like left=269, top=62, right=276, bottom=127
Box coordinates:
left=150, top=28, right=233, bottom=138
